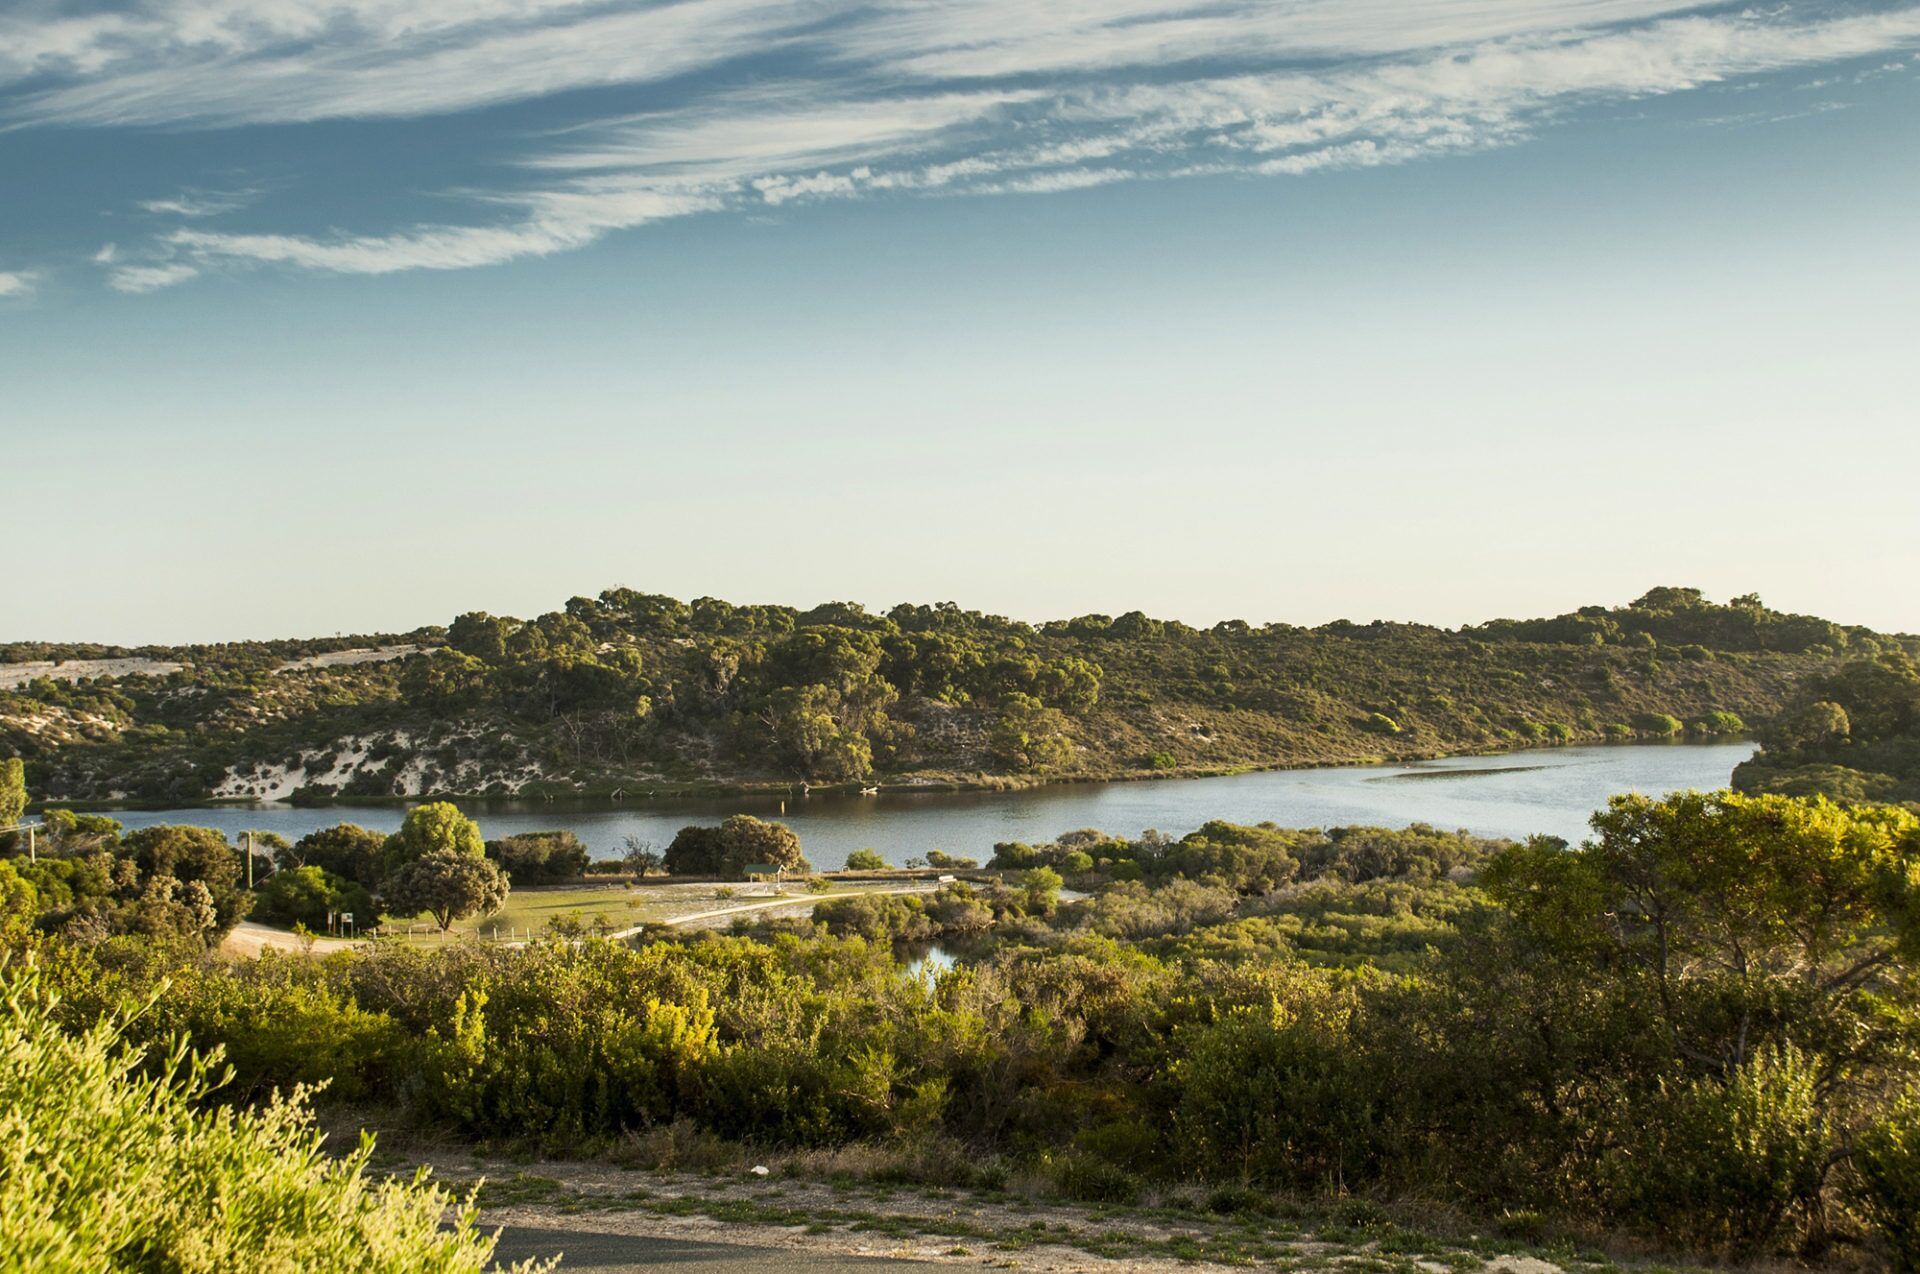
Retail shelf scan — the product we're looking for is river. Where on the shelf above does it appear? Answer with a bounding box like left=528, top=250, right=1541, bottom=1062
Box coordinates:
left=99, top=740, right=1754, bottom=869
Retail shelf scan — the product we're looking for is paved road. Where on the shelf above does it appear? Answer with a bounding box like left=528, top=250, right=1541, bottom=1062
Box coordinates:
left=490, top=1226, right=943, bottom=1271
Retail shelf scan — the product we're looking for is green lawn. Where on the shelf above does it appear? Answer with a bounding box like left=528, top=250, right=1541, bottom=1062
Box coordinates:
left=378, top=880, right=911, bottom=945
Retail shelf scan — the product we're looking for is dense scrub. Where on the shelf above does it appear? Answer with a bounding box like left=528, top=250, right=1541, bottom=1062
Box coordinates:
left=8, top=790, right=1920, bottom=1267
left=6, top=586, right=1901, bottom=803
left=0, top=961, right=524, bottom=1273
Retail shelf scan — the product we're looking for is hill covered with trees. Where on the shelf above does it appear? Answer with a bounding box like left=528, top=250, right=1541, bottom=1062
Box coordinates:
left=3, top=586, right=1910, bottom=805
left=1734, top=650, right=1920, bottom=808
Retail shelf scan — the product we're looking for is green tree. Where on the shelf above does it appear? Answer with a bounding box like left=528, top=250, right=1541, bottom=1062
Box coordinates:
left=662, top=816, right=809, bottom=878
left=989, top=694, right=1074, bottom=772
left=1485, top=790, right=1920, bottom=1076
left=716, top=814, right=808, bottom=877
left=759, top=685, right=876, bottom=781
left=0, top=757, right=25, bottom=830
left=446, top=611, right=511, bottom=664
left=844, top=849, right=887, bottom=871
left=486, top=832, right=589, bottom=884
left=383, top=803, right=485, bottom=876
left=1022, top=865, right=1063, bottom=916
left=252, top=865, right=374, bottom=932
left=622, top=835, right=663, bottom=877
left=382, top=850, right=509, bottom=932
left=123, top=825, right=247, bottom=936
left=283, top=823, right=387, bottom=888
left=663, top=825, right=725, bottom=876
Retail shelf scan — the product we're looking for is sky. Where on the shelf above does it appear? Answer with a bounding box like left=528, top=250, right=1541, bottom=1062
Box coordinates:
left=2, top=1, right=1918, bottom=644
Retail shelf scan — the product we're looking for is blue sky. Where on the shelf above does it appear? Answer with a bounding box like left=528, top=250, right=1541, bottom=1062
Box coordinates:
left=3, top=1, right=1918, bottom=643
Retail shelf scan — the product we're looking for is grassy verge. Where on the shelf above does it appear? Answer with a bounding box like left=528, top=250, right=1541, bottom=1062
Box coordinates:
left=376, top=880, right=931, bottom=945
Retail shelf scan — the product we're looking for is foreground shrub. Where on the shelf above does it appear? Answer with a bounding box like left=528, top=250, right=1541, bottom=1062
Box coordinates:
left=1172, top=970, right=1381, bottom=1190
left=416, top=944, right=719, bottom=1144
left=1612, top=1045, right=1829, bottom=1258
left=1848, top=1086, right=1920, bottom=1271
left=0, top=961, right=530, bottom=1274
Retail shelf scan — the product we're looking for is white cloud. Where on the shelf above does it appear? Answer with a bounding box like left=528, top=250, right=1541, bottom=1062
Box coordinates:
left=138, top=189, right=255, bottom=217
left=0, top=271, right=36, bottom=298
left=5, top=0, right=828, bottom=127
left=168, top=185, right=720, bottom=274
left=7, top=1, right=1916, bottom=286
left=108, top=262, right=200, bottom=292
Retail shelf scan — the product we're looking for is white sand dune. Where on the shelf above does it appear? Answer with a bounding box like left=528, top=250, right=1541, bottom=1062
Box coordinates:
left=275, top=644, right=430, bottom=672
left=0, top=657, right=184, bottom=688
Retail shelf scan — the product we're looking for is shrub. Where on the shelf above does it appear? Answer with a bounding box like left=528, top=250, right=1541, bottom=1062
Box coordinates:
left=1051, top=1152, right=1140, bottom=1204
left=1173, top=973, right=1380, bottom=1190
left=0, top=961, right=526, bottom=1273
left=1847, top=1086, right=1920, bottom=1271
left=1360, top=713, right=1401, bottom=735
left=843, top=849, right=887, bottom=871
left=1633, top=712, right=1683, bottom=737
left=415, top=945, right=720, bottom=1144
left=1612, top=1046, right=1828, bottom=1258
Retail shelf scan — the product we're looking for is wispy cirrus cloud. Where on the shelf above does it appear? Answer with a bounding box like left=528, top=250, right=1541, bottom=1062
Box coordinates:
left=8, top=1, right=1919, bottom=288
left=137, top=187, right=256, bottom=217
left=107, top=261, right=200, bottom=292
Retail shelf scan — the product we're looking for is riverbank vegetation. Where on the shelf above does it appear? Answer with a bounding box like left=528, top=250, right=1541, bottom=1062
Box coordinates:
left=4, top=783, right=1919, bottom=1268
left=1735, top=649, right=1920, bottom=810
left=6, top=586, right=1905, bottom=805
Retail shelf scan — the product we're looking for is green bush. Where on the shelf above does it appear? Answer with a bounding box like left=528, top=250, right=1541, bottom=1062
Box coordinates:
left=1847, top=1086, right=1920, bottom=1271
left=1172, top=973, right=1380, bottom=1189
left=0, top=960, right=530, bottom=1274
left=415, top=944, right=719, bottom=1144
left=1633, top=712, right=1684, bottom=737
left=251, top=865, right=373, bottom=932
left=152, top=960, right=409, bottom=1104
left=843, top=849, right=887, bottom=871
left=1612, top=1046, right=1828, bottom=1257
left=1051, top=1152, right=1140, bottom=1204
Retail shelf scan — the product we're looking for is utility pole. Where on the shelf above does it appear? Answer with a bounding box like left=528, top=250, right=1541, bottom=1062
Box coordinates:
left=2, top=823, right=40, bottom=863
left=245, top=830, right=254, bottom=889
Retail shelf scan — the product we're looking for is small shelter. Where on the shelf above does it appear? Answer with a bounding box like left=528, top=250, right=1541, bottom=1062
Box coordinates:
left=742, top=863, right=785, bottom=883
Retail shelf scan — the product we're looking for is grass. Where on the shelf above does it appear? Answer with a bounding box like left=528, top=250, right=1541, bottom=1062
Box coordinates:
left=379, top=880, right=931, bottom=945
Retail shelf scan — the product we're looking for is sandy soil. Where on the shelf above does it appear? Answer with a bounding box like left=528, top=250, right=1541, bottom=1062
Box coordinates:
left=422, top=1157, right=1568, bottom=1274
left=275, top=645, right=430, bottom=672
left=0, top=657, right=184, bottom=688
left=221, top=920, right=359, bottom=958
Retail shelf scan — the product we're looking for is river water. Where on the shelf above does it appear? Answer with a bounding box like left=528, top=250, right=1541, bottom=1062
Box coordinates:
left=101, top=741, right=1753, bottom=869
